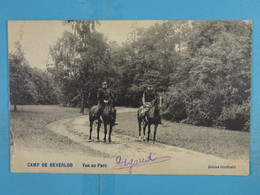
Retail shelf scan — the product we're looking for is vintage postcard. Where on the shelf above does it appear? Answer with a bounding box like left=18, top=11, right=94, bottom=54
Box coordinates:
left=9, top=20, right=251, bottom=175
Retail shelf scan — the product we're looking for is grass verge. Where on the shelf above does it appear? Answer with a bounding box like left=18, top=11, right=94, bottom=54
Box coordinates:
left=114, top=111, right=249, bottom=159
left=10, top=105, right=87, bottom=153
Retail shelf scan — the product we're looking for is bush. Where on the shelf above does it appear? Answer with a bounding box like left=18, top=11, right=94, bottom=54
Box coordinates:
left=185, top=98, right=213, bottom=126
left=218, top=99, right=250, bottom=131
left=162, top=91, right=187, bottom=122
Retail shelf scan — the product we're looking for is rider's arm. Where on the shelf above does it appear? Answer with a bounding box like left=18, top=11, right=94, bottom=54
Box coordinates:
left=152, top=91, right=157, bottom=104
left=142, top=92, right=146, bottom=105
left=107, top=90, right=112, bottom=103
left=109, top=90, right=115, bottom=104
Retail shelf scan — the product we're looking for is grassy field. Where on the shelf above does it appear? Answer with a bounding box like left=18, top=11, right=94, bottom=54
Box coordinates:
left=114, top=111, right=250, bottom=159
left=10, top=105, right=87, bottom=153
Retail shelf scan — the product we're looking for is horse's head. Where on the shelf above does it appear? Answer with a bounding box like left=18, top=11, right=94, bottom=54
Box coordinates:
left=146, top=93, right=163, bottom=122
left=103, top=104, right=116, bottom=124
left=153, top=93, right=163, bottom=111
left=108, top=104, right=116, bottom=114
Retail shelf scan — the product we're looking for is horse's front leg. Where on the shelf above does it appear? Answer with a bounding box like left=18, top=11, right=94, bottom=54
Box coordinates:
left=97, top=121, right=101, bottom=141
left=138, top=118, right=142, bottom=140
left=143, top=122, right=147, bottom=141
left=153, top=124, right=158, bottom=142
left=108, top=125, right=113, bottom=143
left=89, top=119, right=93, bottom=140
left=103, top=123, right=107, bottom=143
left=147, top=124, right=151, bottom=142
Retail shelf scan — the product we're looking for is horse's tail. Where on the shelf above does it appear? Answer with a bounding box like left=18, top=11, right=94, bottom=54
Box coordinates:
left=137, top=106, right=142, bottom=118
left=89, top=105, right=98, bottom=122
left=138, top=106, right=146, bottom=121
left=89, top=107, right=93, bottom=121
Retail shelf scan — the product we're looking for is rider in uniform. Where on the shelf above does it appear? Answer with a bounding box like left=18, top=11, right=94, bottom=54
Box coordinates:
left=142, top=84, right=163, bottom=124
left=142, top=84, right=157, bottom=108
left=97, top=81, right=118, bottom=125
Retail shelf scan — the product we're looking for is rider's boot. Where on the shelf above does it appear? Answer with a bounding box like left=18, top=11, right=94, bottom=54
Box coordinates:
left=158, top=118, right=163, bottom=125
left=97, top=116, right=103, bottom=124
left=96, top=118, right=102, bottom=124
left=96, top=109, right=103, bottom=124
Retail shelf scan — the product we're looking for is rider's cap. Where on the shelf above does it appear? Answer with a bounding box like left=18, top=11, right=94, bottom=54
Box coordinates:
left=102, top=81, right=107, bottom=85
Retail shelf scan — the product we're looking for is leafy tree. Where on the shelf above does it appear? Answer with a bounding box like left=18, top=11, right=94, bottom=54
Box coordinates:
left=9, top=42, right=57, bottom=110
left=30, top=68, right=58, bottom=105
left=45, top=20, right=251, bottom=131
left=9, top=42, right=37, bottom=111
left=113, top=21, right=191, bottom=106
left=163, top=21, right=252, bottom=130
left=48, top=21, right=117, bottom=113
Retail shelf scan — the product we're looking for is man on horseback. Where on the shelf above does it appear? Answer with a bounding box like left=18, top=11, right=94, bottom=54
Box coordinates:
left=97, top=81, right=118, bottom=125
left=142, top=84, right=163, bottom=124
left=142, top=84, right=156, bottom=109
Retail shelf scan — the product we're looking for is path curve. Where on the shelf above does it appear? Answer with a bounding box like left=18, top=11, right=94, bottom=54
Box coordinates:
left=45, top=107, right=249, bottom=175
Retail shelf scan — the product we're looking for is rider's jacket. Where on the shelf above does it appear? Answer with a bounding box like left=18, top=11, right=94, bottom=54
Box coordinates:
left=142, top=89, right=157, bottom=105
left=97, top=88, right=112, bottom=106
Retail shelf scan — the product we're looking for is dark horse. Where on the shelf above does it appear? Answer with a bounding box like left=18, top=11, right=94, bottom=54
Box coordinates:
left=137, top=94, right=163, bottom=142
left=89, top=103, right=116, bottom=143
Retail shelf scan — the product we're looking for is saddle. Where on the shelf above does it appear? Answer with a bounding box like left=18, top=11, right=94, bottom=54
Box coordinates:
left=139, top=102, right=153, bottom=118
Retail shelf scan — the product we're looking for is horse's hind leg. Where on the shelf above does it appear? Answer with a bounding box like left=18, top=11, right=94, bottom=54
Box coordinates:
left=103, top=123, right=107, bottom=143
left=97, top=121, right=101, bottom=141
left=153, top=124, right=158, bottom=142
left=108, top=125, right=113, bottom=143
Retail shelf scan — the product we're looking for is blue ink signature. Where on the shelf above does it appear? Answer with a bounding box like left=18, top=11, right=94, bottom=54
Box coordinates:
left=113, top=153, right=171, bottom=174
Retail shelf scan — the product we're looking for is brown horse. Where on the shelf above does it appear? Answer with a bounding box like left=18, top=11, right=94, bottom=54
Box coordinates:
left=89, top=103, right=117, bottom=143
left=137, top=94, right=163, bottom=142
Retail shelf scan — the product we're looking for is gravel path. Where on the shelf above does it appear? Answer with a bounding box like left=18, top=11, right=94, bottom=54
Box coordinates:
left=41, top=108, right=249, bottom=175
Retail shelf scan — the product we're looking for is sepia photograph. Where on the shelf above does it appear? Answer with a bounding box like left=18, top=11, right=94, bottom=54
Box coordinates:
left=9, top=20, right=251, bottom=175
